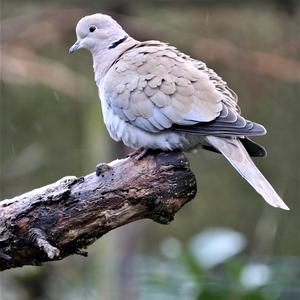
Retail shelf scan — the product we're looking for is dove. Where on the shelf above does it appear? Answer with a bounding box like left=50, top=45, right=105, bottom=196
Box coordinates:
left=69, top=13, right=289, bottom=210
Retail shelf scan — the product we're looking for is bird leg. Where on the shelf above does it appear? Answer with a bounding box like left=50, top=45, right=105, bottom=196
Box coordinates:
left=128, top=147, right=149, bottom=160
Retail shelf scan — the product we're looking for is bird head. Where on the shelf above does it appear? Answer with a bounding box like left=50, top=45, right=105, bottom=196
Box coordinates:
left=69, top=14, right=127, bottom=54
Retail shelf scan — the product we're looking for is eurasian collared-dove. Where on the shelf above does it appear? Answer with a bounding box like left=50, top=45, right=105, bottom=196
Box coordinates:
left=69, top=13, right=289, bottom=210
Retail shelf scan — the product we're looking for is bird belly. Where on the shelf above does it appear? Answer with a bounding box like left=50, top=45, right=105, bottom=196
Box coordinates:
left=100, top=98, right=191, bottom=150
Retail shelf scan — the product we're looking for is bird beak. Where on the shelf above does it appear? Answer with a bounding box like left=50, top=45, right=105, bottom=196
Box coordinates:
left=69, top=40, right=81, bottom=54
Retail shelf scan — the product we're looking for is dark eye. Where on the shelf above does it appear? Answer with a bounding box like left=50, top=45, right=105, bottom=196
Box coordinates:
left=89, top=25, right=96, bottom=33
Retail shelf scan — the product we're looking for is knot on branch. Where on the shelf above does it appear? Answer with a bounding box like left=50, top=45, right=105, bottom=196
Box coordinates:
left=28, top=228, right=60, bottom=259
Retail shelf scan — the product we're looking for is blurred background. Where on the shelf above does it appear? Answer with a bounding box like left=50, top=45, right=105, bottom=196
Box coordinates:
left=1, top=0, right=300, bottom=299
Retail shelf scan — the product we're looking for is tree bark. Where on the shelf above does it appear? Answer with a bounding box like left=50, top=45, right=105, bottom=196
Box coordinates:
left=0, top=150, right=196, bottom=271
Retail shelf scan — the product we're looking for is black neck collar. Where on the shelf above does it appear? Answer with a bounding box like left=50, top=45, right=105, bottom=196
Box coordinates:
left=108, top=36, right=128, bottom=49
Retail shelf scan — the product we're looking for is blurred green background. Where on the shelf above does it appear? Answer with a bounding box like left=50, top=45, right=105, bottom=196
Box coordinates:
left=1, top=0, right=300, bottom=299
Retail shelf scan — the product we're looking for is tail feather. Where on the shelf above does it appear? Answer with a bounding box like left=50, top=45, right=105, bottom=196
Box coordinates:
left=206, top=136, right=289, bottom=210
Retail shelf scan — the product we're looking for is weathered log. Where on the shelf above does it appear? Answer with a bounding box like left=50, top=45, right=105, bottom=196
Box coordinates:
left=0, top=150, right=197, bottom=271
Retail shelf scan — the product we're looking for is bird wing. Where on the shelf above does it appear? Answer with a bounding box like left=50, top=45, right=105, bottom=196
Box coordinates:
left=102, top=41, right=264, bottom=136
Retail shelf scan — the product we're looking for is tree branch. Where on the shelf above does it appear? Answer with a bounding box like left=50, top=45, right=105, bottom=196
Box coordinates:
left=0, top=150, right=197, bottom=271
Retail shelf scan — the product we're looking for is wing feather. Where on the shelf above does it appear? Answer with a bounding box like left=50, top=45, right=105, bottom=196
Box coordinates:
left=102, top=40, right=262, bottom=137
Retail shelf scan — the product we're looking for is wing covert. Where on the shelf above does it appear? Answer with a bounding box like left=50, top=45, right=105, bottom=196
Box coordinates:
left=102, top=41, right=224, bottom=133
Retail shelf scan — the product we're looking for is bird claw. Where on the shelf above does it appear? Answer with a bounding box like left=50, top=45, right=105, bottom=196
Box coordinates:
left=128, top=148, right=149, bottom=160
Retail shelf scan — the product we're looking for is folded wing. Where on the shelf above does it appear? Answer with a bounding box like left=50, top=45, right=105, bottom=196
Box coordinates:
left=103, top=41, right=265, bottom=140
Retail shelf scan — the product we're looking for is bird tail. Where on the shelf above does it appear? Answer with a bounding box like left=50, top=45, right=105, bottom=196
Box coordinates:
left=206, top=136, right=289, bottom=210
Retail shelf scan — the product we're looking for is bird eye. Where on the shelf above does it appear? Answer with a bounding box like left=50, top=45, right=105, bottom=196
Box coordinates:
left=89, top=25, right=96, bottom=33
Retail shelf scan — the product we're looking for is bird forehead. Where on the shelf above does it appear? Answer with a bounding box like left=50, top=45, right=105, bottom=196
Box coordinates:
left=76, top=14, right=117, bottom=34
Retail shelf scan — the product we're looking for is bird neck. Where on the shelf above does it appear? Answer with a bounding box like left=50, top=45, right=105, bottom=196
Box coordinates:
left=92, top=37, right=138, bottom=85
